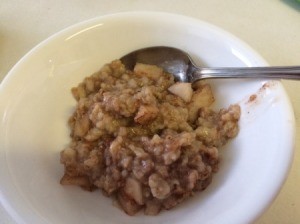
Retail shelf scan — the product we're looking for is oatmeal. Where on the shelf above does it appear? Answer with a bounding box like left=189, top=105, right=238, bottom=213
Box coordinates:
left=60, top=60, right=241, bottom=215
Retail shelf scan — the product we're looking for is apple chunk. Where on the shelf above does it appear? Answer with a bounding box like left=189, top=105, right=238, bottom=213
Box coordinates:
left=168, top=82, right=193, bottom=102
left=188, top=84, right=215, bottom=122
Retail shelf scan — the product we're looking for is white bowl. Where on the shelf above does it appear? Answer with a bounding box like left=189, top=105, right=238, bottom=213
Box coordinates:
left=0, top=12, right=295, bottom=224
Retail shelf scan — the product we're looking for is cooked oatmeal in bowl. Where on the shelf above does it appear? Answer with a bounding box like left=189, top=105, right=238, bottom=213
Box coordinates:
left=60, top=60, right=240, bottom=215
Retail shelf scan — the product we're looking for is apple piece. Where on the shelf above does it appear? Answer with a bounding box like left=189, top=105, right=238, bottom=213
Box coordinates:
left=168, top=82, right=193, bottom=102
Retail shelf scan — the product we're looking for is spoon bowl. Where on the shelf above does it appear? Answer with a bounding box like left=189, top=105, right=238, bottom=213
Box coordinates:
left=120, top=46, right=300, bottom=82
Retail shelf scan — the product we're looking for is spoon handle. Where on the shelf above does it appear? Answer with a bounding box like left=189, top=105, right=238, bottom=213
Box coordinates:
left=192, top=66, right=300, bottom=81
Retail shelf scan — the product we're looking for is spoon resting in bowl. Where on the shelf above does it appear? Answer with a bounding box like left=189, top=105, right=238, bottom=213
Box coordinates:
left=120, top=46, right=300, bottom=82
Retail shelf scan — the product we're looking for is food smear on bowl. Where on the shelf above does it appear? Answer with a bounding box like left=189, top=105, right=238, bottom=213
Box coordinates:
left=60, top=60, right=241, bottom=215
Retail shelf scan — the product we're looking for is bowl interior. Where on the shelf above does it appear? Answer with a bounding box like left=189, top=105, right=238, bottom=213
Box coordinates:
left=0, top=12, right=294, bottom=224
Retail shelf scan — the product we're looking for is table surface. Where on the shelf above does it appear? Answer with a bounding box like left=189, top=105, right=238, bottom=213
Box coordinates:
left=1, top=0, right=300, bottom=223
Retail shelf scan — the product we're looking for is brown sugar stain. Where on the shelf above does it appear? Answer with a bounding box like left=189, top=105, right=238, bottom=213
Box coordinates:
left=245, top=81, right=278, bottom=106
left=247, top=94, right=257, bottom=103
left=241, top=80, right=281, bottom=120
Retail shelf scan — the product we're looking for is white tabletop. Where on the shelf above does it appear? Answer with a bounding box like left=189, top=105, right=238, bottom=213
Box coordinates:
left=1, top=1, right=300, bottom=223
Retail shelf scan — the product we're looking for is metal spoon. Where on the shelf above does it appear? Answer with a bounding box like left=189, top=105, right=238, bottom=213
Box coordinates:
left=120, top=46, right=300, bottom=82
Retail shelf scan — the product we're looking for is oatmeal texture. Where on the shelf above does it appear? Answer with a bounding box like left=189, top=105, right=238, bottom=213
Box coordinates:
left=60, top=60, right=241, bottom=215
